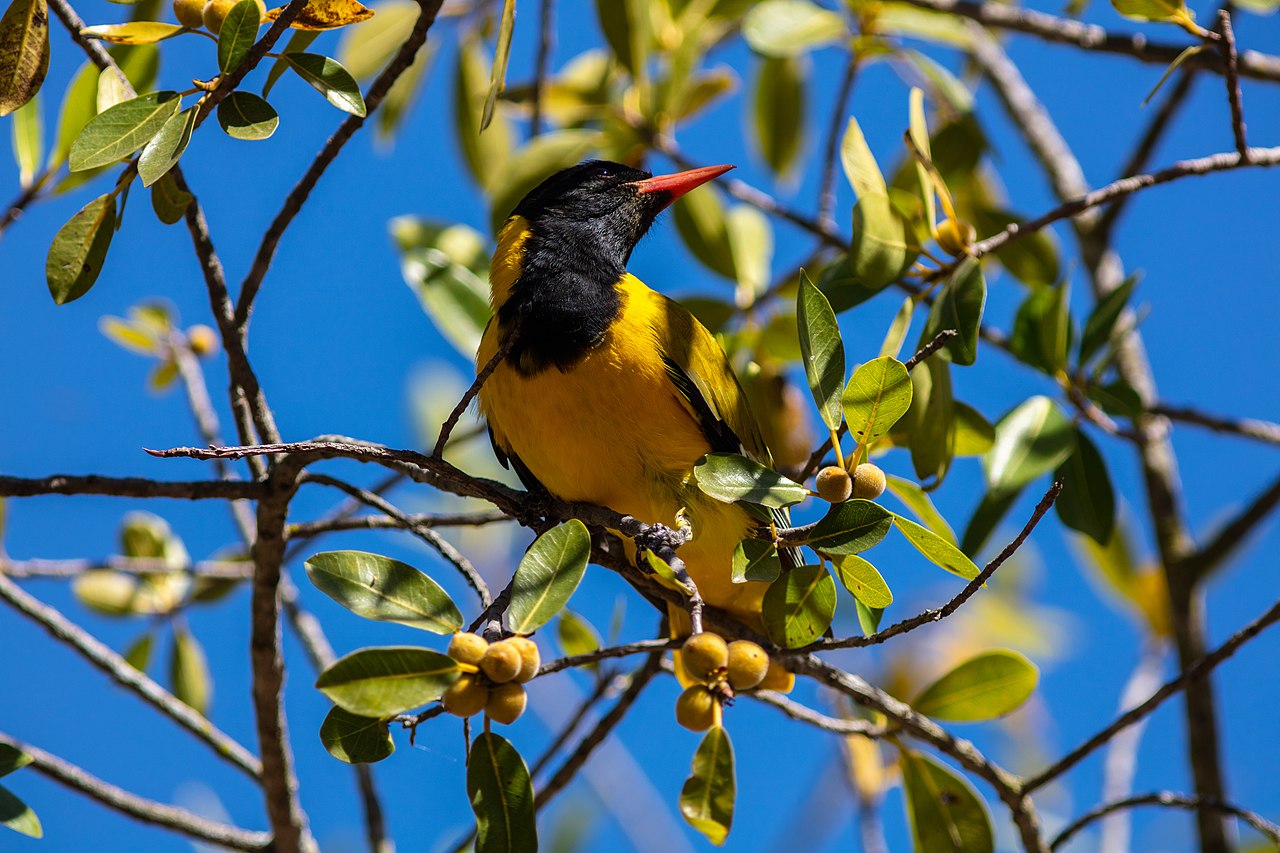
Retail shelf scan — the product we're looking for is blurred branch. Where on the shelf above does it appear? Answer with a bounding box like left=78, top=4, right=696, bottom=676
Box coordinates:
left=433, top=316, right=520, bottom=458
left=1184, top=469, right=1280, bottom=580
left=1050, top=791, right=1280, bottom=850
left=234, top=0, right=447, bottom=327
left=0, top=474, right=261, bottom=500
left=808, top=480, right=1061, bottom=650
left=1215, top=10, right=1249, bottom=160
left=896, top=0, right=1280, bottom=81
left=1153, top=403, right=1280, bottom=446
left=1024, top=593, right=1280, bottom=794
left=0, top=573, right=262, bottom=779
left=1098, top=642, right=1166, bottom=853
left=529, top=0, right=555, bottom=136
left=0, top=557, right=252, bottom=579
left=282, top=471, right=408, bottom=561
left=301, top=472, right=491, bottom=606
left=287, top=509, right=511, bottom=539
left=0, top=733, right=270, bottom=852
left=817, top=56, right=861, bottom=232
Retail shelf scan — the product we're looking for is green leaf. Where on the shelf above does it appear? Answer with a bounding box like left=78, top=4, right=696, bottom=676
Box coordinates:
left=392, top=217, right=493, bottom=356
left=680, top=725, right=735, bottom=845
left=900, top=749, right=994, bottom=853
left=673, top=182, right=736, bottom=280
left=1111, top=0, right=1191, bottom=23
left=52, top=61, right=100, bottom=167
left=456, top=35, right=514, bottom=193
left=556, top=609, right=601, bottom=663
left=69, top=90, right=180, bottom=171
left=806, top=499, right=892, bottom=556
left=753, top=55, right=805, bottom=177
left=304, top=550, right=464, bottom=633
left=855, top=599, right=883, bottom=636
left=217, top=90, right=279, bottom=140
left=726, top=205, right=772, bottom=304
left=742, top=0, right=845, bottom=57
left=893, top=513, right=980, bottom=580
left=1088, top=379, right=1144, bottom=418
left=284, top=52, right=366, bottom=116
left=1079, top=275, right=1137, bottom=366
left=468, top=732, right=537, bottom=853
left=0, top=785, right=41, bottom=838
left=879, top=296, right=914, bottom=359
left=0, top=745, right=32, bottom=778
left=320, top=706, right=395, bottom=764
left=11, top=94, right=40, bottom=184
left=986, top=396, right=1075, bottom=496
left=1055, top=428, right=1115, bottom=544
left=507, top=520, right=592, bottom=634
left=262, top=29, right=319, bottom=96
left=217, top=0, right=261, bottom=72
left=1009, top=282, right=1070, bottom=375
left=732, top=538, right=781, bottom=583
left=919, top=257, right=986, bottom=366
left=315, top=646, right=460, bottom=717
left=833, top=553, right=892, bottom=608
left=488, top=128, right=599, bottom=233
left=593, top=0, right=650, bottom=77
left=797, top=270, right=845, bottom=430
left=971, top=206, right=1059, bottom=287
left=953, top=401, right=995, bottom=457
left=137, top=105, right=195, bottom=187
left=96, top=66, right=129, bottom=113
left=46, top=192, right=116, bottom=305
left=885, top=475, right=956, bottom=545
left=960, top=487, right=1021, bottom=558
left=901, top=358, right=954, bottom=483
left=335, top=0, right=418, bottom=79
left=843, top=117, right=909, bottom=290
left=122, top=631, right=154, bottom=671
left=150, top=171, right=192, bottom=224
left=0, top=0, right=49, bottom=116
left=170, top=626, right=212, bottom=716
left=694, top=453, right=806, bottom=508
left=843, top=356, right=912, bottom=450
left=480, top=0, right=515, bottom=132
left=913, top=650, right=1038, bottom=721
left=763, top=564, right=837, bottom=648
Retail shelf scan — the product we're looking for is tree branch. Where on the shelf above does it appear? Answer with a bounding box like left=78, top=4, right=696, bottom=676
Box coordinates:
left=1215, top=10, right=1249, bottom=160
left=1050, top=791, right=1280, bottom=850
left=0, top=733, right=270, bottom=852
left=1153, top=402, right=1280, bottom=446
left=1184, top=469, right=1280, bottom=580
left=0, top=556, right=252, bottom=579
left=0, top=474, right=262, bottom=500
left=0, top=573, right=261, bottom=778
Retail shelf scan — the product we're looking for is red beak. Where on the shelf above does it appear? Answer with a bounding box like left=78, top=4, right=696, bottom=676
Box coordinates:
left=633, top=164, right=734, bottom=207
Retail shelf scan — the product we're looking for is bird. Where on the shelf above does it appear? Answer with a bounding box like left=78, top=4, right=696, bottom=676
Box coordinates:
left=476, top=159, right=798, bottom=635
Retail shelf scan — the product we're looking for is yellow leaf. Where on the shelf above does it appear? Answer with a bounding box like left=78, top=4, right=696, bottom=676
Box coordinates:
left=265, top=0, right=375, bottom=30
left=842, top=733, right=884, bottom=804
left=80, top=22, right=184, bottom=45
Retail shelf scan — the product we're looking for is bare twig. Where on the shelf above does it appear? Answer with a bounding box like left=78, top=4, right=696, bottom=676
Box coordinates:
left=1050, top=791, right=1280, bottom=850
left=1216, top=10, right=1249, bottom=160
left=287, top=509, right=511, bottom=539
left=234, top=0, right=447, bottom=326
left=808, top=481, right=1061, bottom=650
left=0, top=474, right=262, bottom=500
left=0, top=573, right=261, bottom=778
left=529, top=0, right=555, bottom=137
left=0, top=557, right=252, bottom=579
left=1153, top=403, right=1280, bottom=446
left=1025, top=594, right=1280, bottom=794
left=537, top=639, right=678, bottom=676
left=433, top=318, right=520, bottom=458
left=1184, top=469, right=1280, bottom=580
left=0, top=733, right=270, bottom=852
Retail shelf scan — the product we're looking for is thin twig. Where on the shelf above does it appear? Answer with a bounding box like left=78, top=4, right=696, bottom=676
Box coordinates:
left=282, top=471, right=409, bottom=562
left=529, top=675, right=614, bottom=780
left=434, top=318, right=520, bottom=458
left=1154, top=403, right=1280, bottom=446
left=529, top=0, right=555, bottom=137
left=1216, top=10, right=1249, bottom=160
left=536, top=639, right=678, bottom=677
left=0, top=557, right=252, bottom=579
left=0, top=474, right=262, bottom=500
left=234, top=0, right=447, bottom=327
left=0, top=573, right=261, bottom=779
left=0, top=733, right=270, bottom=852
left=1184, top=469, right=1280, bottom=580
left=808, top=481, right=1061, bottom=650
left=287, top=509, right=511, bottom=540
left=1050, top=791, right=1280, bottom=850
left=1024, top=593, right=1280, bottom=793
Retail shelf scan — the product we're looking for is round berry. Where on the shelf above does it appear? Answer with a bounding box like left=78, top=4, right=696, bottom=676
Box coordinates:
left=681, top=633, right=729, bottom=682
left=816, top=465, right=853, bottom=503
left=726, top=640, right=769, bottom=690
left=479, top=639, right=523, bottom=683
left=852, top=463, right=887, bottom=500
left=485, top=683, right=527, bottom=725
left=675, top=685, right=717, bottom=731
left=447, top=632, right=489, bottom=666
left=442, top=674, right=489, bottom=717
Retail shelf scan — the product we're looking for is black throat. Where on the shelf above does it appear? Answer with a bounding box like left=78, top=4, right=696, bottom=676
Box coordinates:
left=498, top=219, right=628, bottom=375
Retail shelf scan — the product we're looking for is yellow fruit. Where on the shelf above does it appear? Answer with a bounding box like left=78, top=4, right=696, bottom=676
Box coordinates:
left=202, top=0, right=264, bottom=34
left=442, top=674, right=489, bottom=717
left=936, top=217, right=976, bottom=256
left=758, top=659, right=795, bottom=694
left=447, top=631, right=488, bottom=666
left=726, top=640, right=769, bottom=690
left=480, top=640, right=523, bottom=683
left=186, top=324, right=216, bottom=357
left=508, top=636, right=541, bottom=683
left=681, top=632, right=728, bottom=682
left=485, top=683, right=527, bottom=725
left=816, top=465, right=852, bottom=503
left=675, top=685, right=718, bottom=732
left=852, top=463, right=887, bottom=500
left=173, top=0, right=205, bottom=29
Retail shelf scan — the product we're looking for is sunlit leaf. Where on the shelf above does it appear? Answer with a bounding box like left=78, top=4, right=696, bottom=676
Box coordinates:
left=986, top=396, right=1074, bottom=496
left=913, top=650, right=1038, bottom=721
left=507, top=520, right=592, bottom=634
left=150, top=171, right=192, bottom=224
left=843, top=356, right=912, bottom=450
left=763, top=564, right=837, bottom=647
left=305, top=550, right=464, bottom=633
left=732, top=538, right=781, bottom=583
left=807, top=499, right=892, bottom=556
left=262, top=29, right=319, bottom=95
left=69, top=90, right=180, bottom=171
left=170, top=626, right=212, bottom=715
left=0, top=785, right=41, bottom=838
left=456, top=35, right=514, bottom=193
left=320, top=706, right=394, bottom=764
left=556, top=610, right=600, bottom=668
left=680, top=726, right=735, bottom=845
left=885, top=475, right=956, bottom=545
left=893, top=513, right=979, bottom=580
left=673, top=182, right=736, bottom=280
left=0, top=745, right=33, bottom=779
left=879, top=296, right=914, bottom=359
left=742, top=0, right=845, bottom=56
left=469, top=732, right=537, bottom=853
left=953, top=402, right=994, bottom=458
left=122, top=631, right=153, bottom=671
left=797, top=270, right=845, bottom=430
left=694, top=453, right=806, bottom=508
left=217, top=90, right=279, bottom=140
left=901, top=358, right=954, bottom=483
left=726, top=205, right=772, bottom=303
left=833, top=553, right=892, bottom=608
left=315, top=646, right=460, bottom=717
left=264, top=0, right=374, bottom=29
left=753, top=55, right=804, bottom=176
left=11, top=94, right=41, bottom=185
left=80, top=21, right=183, bottom=44
left=284, top=52, right=366, bottom=115
left=218, top=0, right=262, bottom=71
left=46, top=193, right=116, bottom=305
left=481, top=0, right=515, bottom=131
left=900, top=748, right=994, bottom=853
left=1111, top=0, right=1192, bottom=24
left=919, top=257, right=986, bottom=366
left=0, top=0, right=49, bottom=116
left=137, top=105, right=195, bottom=187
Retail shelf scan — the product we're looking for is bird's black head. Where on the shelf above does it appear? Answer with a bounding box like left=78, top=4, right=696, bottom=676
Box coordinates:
left=511, top=160, right=733, bottom=265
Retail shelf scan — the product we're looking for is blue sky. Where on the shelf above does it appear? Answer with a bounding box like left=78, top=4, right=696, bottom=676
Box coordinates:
left=3, top=1, right=1280, bottom=850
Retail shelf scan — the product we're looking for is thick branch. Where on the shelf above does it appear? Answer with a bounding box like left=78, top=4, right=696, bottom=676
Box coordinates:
left=0, top=733, right=270, bottom=852
left=0, top=474, right=262, bottom=500
left=0, top=574, right=261, bottom=778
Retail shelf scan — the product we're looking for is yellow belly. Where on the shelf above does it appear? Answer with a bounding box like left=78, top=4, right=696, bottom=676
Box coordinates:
left=478, top=280, right=766, bottom=625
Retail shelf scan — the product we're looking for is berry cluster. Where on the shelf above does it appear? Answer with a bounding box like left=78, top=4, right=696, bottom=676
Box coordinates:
left=441, top=632, right=540, bottom=725
left=173, top=0, right=266, bottom=35
left=674, top=633, right=793, bottom=731
left=815, top=461, right=887, bottom=503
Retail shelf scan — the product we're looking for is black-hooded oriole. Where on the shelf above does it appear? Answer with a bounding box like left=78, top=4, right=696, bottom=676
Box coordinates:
left=477, top=160, right=794, bottom=631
